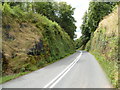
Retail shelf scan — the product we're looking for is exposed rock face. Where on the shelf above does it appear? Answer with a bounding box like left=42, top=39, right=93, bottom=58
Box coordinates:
left=2, top=12, right=75, bottom=75
left=86, top=6, right=119, bottom=61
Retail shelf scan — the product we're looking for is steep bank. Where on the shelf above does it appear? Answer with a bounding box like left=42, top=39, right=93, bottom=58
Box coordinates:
left=2, top=4, right=75, bottom=76
left=85, top=6, right=119, bottom=87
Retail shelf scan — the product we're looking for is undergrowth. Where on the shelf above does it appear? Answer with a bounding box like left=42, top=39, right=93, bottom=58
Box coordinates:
left=90, top=51, right=118, bottom=88
left=1, top=3, right=75, bottom=83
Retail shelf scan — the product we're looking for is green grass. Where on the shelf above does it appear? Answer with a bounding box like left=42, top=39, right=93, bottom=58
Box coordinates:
left=90, top=51, right=118, bottom=88
left=0, top=51, right=75, bottom=84
left=0, top=72, right=29, bottom=84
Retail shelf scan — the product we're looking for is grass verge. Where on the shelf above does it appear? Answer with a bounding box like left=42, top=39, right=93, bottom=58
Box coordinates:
left=90, top=51, right=118, bottom=88
left=0, top=72, right=29, bottom=84
left=0, top=51, right=75, bottom=84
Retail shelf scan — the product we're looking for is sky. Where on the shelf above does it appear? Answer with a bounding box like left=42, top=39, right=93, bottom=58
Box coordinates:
left=59, top=0, right=90, bottom=39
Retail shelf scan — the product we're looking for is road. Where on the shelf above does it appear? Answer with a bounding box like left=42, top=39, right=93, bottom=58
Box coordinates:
left=1, top=51, right=112, bottom=88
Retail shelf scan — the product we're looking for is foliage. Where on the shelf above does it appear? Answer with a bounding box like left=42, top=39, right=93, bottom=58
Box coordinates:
left=91, top=51, right=118, bottom=88
left=55, top=2, right=76, bottom=39
left=88, top=7, right=119, bottom=88
left=2, top=3, right=75, bottom=79
left=0, top=72, right=29, bottom=84
left=77, top=2, right=117, bottom=49
left=31, top=2, right=76, bottom=39
left=76, top=3, right=119, bottom=88
left=6, top=2, right=76, bottom=39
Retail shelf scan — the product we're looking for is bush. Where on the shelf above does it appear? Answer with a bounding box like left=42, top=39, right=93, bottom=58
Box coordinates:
left=37, top=60, right=46, bottom=67
left=85, top=40, right=91, bottom=51
left=2, top=3, right=14, bottom=15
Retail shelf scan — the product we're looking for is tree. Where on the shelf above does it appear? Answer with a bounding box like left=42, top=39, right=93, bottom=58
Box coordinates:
left=78, top=2, right=117, bottom=49
left=3, top=2, right=76, bottom=39
left=34, top=2, right=76, bottom=39
left=56, top=2, right=76, bottom=39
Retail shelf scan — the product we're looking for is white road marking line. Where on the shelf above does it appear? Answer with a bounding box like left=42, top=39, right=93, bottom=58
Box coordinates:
left=44, top=52, right=82, bottom=88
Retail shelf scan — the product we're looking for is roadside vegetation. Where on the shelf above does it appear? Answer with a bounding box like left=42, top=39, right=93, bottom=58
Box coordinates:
left=0, top=72, right=29, bottom=84
left=1, top=2, right=76, bottom=83
left=76, top=2, right=117, bottom=49
left=91, top=51, right=118, bottom=88
left=76, top=2, right=119, bottom=88
left=1, top=1, right=119, bottom=87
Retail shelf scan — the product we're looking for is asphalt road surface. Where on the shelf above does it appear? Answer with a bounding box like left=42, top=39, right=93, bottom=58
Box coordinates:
left=0, top=51, right=112, bottom=88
